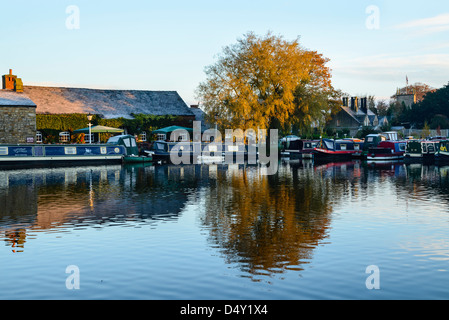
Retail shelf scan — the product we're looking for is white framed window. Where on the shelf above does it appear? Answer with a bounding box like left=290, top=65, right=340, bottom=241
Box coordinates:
left=101, top=147, right=107, bottom=154
left=157, top=133, right=166, bottom=141
left=340, top=144, right=347, bottom=151
left=59, top=132, right=71, bottom=143
left=139, top=132, right=147, bottom=142
left=36, top=132, right=43, bottom=143
left=85, top=134, right=95, bottom=144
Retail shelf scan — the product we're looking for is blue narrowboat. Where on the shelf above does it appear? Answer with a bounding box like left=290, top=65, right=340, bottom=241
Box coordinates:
left=0, top=134, right=143, bottom=169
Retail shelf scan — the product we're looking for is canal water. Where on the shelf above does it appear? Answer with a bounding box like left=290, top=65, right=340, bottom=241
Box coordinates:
left=1, top=160, right=449, bottom=300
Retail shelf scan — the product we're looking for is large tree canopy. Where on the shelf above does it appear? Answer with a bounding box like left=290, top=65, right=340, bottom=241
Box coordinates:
left=196, top=32, right=340, bottom=133
left=398, top=82, right=449, bottom=128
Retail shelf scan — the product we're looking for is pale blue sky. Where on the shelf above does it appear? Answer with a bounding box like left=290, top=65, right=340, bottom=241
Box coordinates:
left=1, top=0, right=448, bottom=104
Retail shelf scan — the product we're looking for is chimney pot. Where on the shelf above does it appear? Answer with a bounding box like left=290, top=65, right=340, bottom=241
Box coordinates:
left=9, top=69, right=12, bottom=75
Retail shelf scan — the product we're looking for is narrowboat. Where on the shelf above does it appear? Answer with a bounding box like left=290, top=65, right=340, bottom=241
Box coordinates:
left=151, top=140, right=198, bottom=163
left=404, top=139, right=439, bottom=162
left=313, top=138, right=363, bottom=162
left=435, top=140, right=449, bottom=163
left=283, top=139, right=319, bottom=159
left=367, top=141, right=406, bottom=161
left=361, top=133, right=388, bottom=159
left=150, top=140, right=254, bottom=164
left=343, top=138, right=364, bottom=158
left=0, top=134, right=142, bottom=169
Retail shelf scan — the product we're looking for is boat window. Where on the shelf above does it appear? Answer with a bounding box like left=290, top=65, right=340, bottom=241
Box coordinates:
left=107, top=136, right=120, bottom=144
left=399, top=143, right=406, bottom=152
left=354, top=144, right=360, bottom=150
left=131, top=138, right=137, bottom=147
left=156, top=143, right=165, bottom=151
left=422, top=143, right=427, bottom=152
left=157, top=134, right=166, bottom=141
left=123, top=139, right=131, bottom=147
left=367, top=137, right=374, bottom=142
left=340, top=144, right=347, bottom=150
left=0, top=147, right=8, bottom=155
left=324, top=140, right=334, bottom=149
left=101, top=147, right=107, bottom=155
left=64, top=147, right=77, bottom=155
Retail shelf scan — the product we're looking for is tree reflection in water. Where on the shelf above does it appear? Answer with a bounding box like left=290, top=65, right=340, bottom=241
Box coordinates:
left=200, top=161, right=352, bottom=279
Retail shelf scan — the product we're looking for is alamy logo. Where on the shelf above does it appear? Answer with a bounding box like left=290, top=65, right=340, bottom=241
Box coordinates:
left=365, top=5, right=380, bottom=30
left=365, top=265, right=380, bottom=290
left=65, top=265, right=80, bottom=290
left=168, top=121, right=279, bottom=175
left=66, top=5, right=80, bottom=30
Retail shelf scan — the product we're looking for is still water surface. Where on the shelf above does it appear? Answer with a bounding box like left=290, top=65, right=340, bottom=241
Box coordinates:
left=1, top=160, right=449, bottom=300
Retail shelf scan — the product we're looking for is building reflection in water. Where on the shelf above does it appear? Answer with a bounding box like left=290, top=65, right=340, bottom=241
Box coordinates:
left=0, top=164, right=201, bottom=251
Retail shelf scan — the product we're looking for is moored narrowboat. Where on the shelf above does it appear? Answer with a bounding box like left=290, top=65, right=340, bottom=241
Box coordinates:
left=367, top=141, right=406, bottom=161
left=0, top=134, right=151, bottom=169
left=283, top=139, right=319, bottom=159
left=362, top=133, right=388, bottom=159
left=313, top=138, right=363, bottom=162
left=435, top=140, right=449, bottom=163
left=404, top=139, right=439, bottom=162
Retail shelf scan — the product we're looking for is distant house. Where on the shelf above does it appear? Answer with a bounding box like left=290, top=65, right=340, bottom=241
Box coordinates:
left=327, top=97, right=379, bottom=136
left=0, top=70, right=37, bottom=144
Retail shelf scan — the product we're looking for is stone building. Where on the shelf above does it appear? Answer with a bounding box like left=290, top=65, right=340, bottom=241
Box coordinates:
left=0, top=70, right=37, bottom=144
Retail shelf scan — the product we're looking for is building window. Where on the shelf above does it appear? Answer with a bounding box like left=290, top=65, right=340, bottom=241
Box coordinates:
left=139, top=132, right=147, bottom=142
left=85, top=134, right=95, bottom=144
left=36, top=132, right=43, bottom=143
left=59, top=132, right=71, bottom=143
left=157, top=133, right=166, bottom=141
left=336, top=119, right=341, bottom=127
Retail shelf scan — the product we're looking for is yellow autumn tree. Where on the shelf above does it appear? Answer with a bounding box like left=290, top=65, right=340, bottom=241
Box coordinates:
left=196, top=31, right=340, bottom=133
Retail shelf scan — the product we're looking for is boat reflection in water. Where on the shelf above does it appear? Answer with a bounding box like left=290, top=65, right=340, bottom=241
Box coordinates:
left=3, top=159, right=449, bottom=299
left=0, top=161, right=343, bottom=280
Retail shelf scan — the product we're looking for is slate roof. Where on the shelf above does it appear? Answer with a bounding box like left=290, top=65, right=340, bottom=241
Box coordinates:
left=0, top=90, right=37, bottom=107
left=23, top=86, right=194, bottom=119
left=340, top=106, right=378, bottom=127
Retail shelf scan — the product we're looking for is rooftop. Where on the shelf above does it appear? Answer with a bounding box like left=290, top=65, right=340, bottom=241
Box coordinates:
left=0, top=90, right=36, bottom=107
left=23, top=85, right=194, bottom=119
